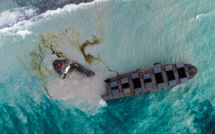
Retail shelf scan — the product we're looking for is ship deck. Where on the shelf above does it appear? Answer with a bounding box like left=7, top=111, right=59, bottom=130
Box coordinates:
left=102, top=62, right=197, bottom=101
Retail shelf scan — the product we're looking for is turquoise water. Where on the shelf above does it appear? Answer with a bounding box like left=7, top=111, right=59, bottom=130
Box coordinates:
left=1, top=0, right=215, bottom=133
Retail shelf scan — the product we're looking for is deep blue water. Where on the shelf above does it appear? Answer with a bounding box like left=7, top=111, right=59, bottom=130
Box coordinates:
left=1, top=0, right=215, bottom=133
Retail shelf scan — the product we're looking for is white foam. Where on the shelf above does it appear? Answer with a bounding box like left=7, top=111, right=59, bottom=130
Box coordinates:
left=35, top=0, right=108, bottom=20
left=0, top=7, right=38, bottom=29
left=46, top=64, right=116, bottom=114
left=195, top=14, right=207, bottom=21
left=189, top=10, right=215, bottom=23
left=16, top=29, right=31, bottom=38
left=0, top=0, right=107, bottom=32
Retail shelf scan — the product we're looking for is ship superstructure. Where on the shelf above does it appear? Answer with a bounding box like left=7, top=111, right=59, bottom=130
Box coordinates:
left=53, top=59, right=95, bottom=79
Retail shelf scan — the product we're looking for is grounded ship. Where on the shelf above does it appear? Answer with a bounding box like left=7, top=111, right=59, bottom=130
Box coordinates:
left=102, top=62, right=197, bottom=101
left=53, top=59, right=197, bottom=101
left=53, top=58, right=95, bottom=79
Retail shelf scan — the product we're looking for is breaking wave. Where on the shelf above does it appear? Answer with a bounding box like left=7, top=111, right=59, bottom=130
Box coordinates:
left=0, top=0, right=106, bottom=31
left=1, top=0, right=215, bottom=133
left=0, top=7, right=38, bottom=29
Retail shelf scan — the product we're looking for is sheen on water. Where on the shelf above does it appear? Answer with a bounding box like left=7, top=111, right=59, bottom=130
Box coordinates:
left=1, top=0, right=215, bottom=133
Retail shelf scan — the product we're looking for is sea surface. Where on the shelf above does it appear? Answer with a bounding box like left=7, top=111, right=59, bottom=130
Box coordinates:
left=1, top=0, right=215, bottom=133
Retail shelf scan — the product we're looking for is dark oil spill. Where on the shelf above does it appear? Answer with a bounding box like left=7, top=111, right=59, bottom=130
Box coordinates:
left=79, top=34, right=100, bottom=65
left=142, top=4, right=151, bottom=10
left=53, top=27, right=119, bottom=75
left=44, top=87, right=53, bottom=98
left=19, top=33, right=69, bottom=97
left=26, top=27, right=119, bottom=93
left=29, top=44, right=46, bottom=78
left=20, top=34, right=66, bottom=89
left=39, top=34, right=66, bottom=58
left=72, top=30, right=119, bottom=75
left=103, top=62, right=119, bottom=76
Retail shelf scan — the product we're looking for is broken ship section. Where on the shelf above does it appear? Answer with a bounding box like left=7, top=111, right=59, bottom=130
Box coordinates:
left=102, top=62, right=197, bottom=101
left=53, top=59, right=95, bottom=79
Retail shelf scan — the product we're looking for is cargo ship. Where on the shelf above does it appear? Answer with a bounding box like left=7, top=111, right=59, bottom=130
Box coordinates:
left=53, top=59, right=197, bottom=101
left=102, top=62, right=197, bottom=101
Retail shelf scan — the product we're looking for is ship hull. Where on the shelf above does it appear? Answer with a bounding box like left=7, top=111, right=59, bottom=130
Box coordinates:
left=53, top=59, right=95, bottom=79
left=102, top=62, right=197, bottom=101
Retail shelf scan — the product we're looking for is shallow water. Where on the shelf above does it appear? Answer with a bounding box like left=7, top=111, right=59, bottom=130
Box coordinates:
left=1, top=0, right=215, bottom=133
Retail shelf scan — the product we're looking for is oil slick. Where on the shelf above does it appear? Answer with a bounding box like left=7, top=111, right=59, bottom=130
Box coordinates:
left=41, top=27, right=118, bottom=74
left=19, top=27, right=118, bottom=114
left=142, top=4, right=151, bottom=10
left=79, top=34, right=100, bottom=65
